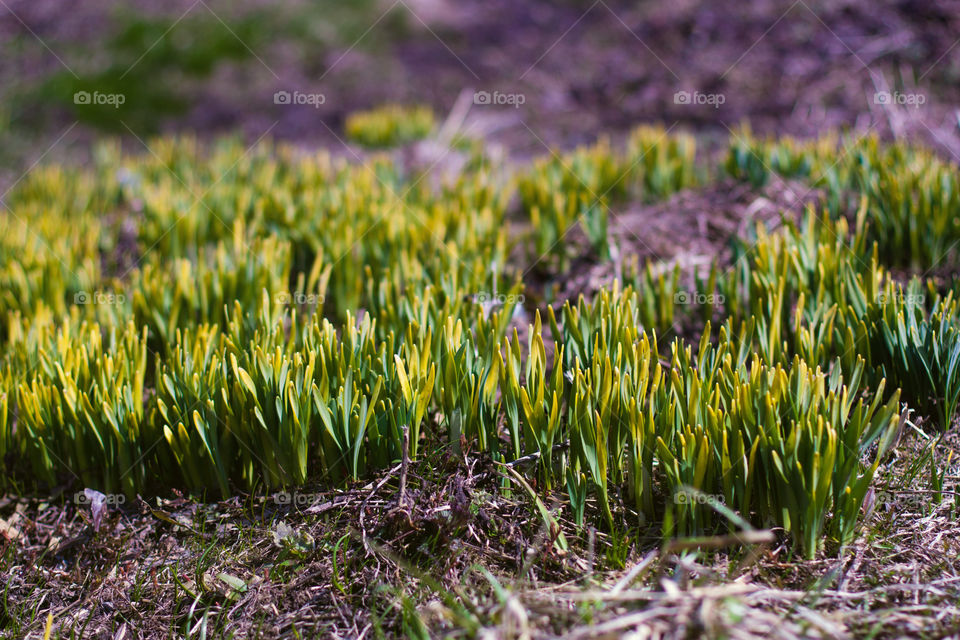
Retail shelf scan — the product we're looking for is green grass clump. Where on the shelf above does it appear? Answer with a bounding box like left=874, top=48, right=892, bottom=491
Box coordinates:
left=345, top=104, right=436, bottom=148
left=3, top=120, right=960, bottom=559
left=544, top=287, right=900, bottom=558
left=726, top=128, right=960, bottom=270
left=519, top=126, right=697, bottom=268
left=12, top=320, right=153, bottom=496
left=656, top=330, right=900, bottom=558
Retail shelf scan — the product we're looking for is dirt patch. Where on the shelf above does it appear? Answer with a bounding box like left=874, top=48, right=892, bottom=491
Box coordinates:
left=4, top=0, right=960, bottom=160
left=0, top=451, right=584, bottom=638
left=546, top=175, right=822, bottom=304
left=3, top=431, right=957, bottom=639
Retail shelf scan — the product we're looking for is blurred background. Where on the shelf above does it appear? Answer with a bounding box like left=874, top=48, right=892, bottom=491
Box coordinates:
left=2, top=0, right=959, bottom=172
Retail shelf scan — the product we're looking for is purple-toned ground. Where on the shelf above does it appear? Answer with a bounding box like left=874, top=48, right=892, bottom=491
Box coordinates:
left=2, top=0, right=960, bottom=158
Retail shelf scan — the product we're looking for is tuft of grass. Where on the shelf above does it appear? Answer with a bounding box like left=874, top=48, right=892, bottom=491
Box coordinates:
left=2, top=121, right=960, bottom=565
left=345, top=104, right=436, bottom=148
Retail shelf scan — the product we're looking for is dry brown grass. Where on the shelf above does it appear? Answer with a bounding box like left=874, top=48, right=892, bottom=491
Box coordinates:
left=2, top=426, right=958, bottom=639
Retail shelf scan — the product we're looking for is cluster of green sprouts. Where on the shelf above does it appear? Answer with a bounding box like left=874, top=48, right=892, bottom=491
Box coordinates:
left=1, top=118, right=959, bottom=559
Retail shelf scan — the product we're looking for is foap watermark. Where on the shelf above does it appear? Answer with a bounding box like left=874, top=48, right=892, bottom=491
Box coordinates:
left=874, top=91, right=926, bottom=108
left=872, top=489, right=926, bottom=511
left=474, top=292, right=525, bottom=306
left=74, top=490, right=126, bottom=506
left=74, top=90, right=126, bottom=108
left=276, top=291, right=325, bottom=306
left=75, top=489, right=124, bottom=531
left=74, top=290, right=126, bottom=305
left=674, top=290, right=724, bottom=305
left=273, top=491, right=320, bottom=507
left=674, top=490, right=725, bottom=506
left=474, top=90, right=525, bottom=108
left=875, top=292, right=925, bottom=305
left=274, top=90, right=326, bottom=108
left=674, top=90, right=725, bottom=108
